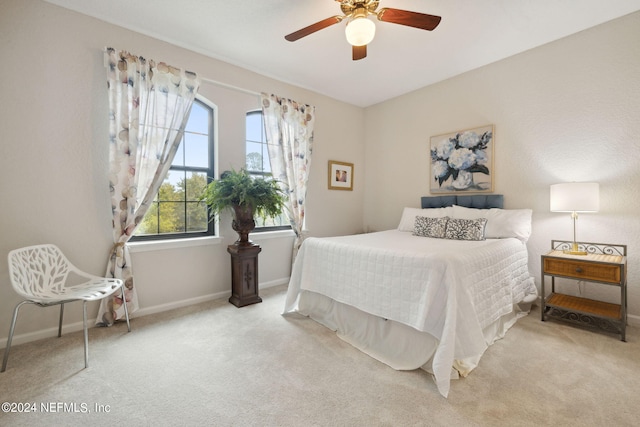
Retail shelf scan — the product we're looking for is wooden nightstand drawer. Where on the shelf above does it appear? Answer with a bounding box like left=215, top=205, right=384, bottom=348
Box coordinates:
left=543, top=258, right=621, bottom=283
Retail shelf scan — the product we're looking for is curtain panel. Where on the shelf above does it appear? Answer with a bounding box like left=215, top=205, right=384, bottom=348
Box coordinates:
left=261, top=93, right=315, bottom=261
left=97, top=48, right=200, bottom=325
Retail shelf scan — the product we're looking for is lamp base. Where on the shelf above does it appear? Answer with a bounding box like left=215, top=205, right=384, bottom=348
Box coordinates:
left=563, top=242, right=587, bottom=256
left=562, top=249, right=588, bottom=256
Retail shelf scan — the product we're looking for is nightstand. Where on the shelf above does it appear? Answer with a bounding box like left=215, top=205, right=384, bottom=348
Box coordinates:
left=541, top=240, right=627, bottom=341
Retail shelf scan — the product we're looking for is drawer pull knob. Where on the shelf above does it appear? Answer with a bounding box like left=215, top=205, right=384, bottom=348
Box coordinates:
left=575, top=267, right=583, bottom=273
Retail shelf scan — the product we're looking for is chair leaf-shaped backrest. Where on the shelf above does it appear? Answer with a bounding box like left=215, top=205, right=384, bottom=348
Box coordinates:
left=8, top=245, right=72, bottom=302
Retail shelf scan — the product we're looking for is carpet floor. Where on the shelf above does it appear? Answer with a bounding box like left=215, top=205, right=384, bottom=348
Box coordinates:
left=0, top=285, right=638, bottom=426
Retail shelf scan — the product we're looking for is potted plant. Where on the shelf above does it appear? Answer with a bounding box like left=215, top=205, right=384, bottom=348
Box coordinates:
left=200, top=168, right=286, bottom=246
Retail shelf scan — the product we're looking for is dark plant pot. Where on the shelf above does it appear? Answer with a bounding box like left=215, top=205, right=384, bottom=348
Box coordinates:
left=231, top=204, right=256, bottom=246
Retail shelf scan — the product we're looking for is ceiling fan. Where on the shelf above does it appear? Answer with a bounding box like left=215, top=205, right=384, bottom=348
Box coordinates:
left=285, top=0, right=441, bottom=61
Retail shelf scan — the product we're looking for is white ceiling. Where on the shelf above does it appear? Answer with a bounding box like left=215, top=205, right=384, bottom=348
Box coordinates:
left=44, top=0, right=640, bottom=107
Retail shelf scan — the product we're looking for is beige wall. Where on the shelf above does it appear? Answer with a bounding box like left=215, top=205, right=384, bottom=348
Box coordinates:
left=0, top=0, right=365, bottom=345
left=363, top=11, right=640, bottom=321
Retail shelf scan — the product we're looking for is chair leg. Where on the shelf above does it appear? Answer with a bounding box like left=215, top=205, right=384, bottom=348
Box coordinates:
left=83, top=300, right=88, bottom=369
left=121, top=284, right=131, bottom=333
left=58, top=303, right=64, bottom=337
left=2, top=301, right=30, bottom=373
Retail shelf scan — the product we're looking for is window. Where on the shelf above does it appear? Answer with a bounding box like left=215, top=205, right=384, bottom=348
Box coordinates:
left=133, top=97, right=215, bottom=241
left=245, top=110, right=289, bottom=230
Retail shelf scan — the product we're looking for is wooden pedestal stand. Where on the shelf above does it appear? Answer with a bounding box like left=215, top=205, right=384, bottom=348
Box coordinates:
left=227, top=243, right=262, bottom=307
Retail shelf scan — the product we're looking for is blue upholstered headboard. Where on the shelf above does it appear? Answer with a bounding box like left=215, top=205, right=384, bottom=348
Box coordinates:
left=421, top=194, right=504, bottom=209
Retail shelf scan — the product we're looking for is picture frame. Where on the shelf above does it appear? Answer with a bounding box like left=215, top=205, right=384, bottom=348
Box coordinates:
left=328, top=160, right=354, bottom=191
left=429, top=124, right=494, bottom=194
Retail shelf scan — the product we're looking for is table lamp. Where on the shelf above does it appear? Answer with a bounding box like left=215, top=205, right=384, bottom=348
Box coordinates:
left=550, top=182, right=599, bottom=255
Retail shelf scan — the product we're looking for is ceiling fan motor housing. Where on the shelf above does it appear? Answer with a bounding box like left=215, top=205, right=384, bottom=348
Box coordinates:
left=340, top=0, right=380, bottom=17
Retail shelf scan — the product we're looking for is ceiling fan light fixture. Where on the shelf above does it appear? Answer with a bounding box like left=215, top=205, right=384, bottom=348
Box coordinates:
left=345, top=17, right=376, bottom=46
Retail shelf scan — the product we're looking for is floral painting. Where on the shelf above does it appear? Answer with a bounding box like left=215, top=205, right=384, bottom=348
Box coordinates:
left=430, top=125, right=494, bottom=193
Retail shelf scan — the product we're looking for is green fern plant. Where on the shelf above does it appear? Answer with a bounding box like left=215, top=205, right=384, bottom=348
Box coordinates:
left=200, top=168, right=286, bottom=221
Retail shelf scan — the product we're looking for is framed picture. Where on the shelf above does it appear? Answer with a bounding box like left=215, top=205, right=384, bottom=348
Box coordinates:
left=430, top=124, right=494, bottom=194
left=328, top=160, right=354, bottom=191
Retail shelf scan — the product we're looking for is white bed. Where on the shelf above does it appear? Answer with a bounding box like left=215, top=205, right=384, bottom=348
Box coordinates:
left=282, top=195, right=537, bottom=397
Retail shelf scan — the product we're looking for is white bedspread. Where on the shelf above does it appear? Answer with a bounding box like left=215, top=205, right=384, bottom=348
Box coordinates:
left=283, top=230, right=534, bottom=397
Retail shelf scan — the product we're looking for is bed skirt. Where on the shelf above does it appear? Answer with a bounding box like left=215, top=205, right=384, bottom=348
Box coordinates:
left=292, top=290, right=531, bottom=391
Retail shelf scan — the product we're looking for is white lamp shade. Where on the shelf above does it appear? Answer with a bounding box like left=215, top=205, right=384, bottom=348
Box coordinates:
left=345, top=17, right=375, bottom=46
left=550, top=182, right=599, bottom=212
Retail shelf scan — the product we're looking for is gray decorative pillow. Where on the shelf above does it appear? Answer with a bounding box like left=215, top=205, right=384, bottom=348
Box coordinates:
left=414, top=216, right=449, bottom=238
left=444, top=217, right=488, bottom=241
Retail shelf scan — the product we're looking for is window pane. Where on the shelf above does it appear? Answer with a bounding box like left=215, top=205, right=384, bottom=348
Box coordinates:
left=185, top=102, right=209, bottom=134
left=136, top=202, right=159, bottom=235
left=171, top=137, right=185, bottom=166
left=245, top=110, right=288, bottom=231
left=186, top=201, right=208, bottom=232
left=185, top=172, right=207, bottom=201
left=255, top=212, right=288, bottom=228
left=263, top=152, right=271, bottom=173
left=184, top=133, right=209, bottom=168
left=159, top=201, right=184, bottom=233
left=159, top=171, right=184, bottom=202
left=246, top=111, right=262, bottom=141
left=246, top=141, right=264, bottom=171
left=132, top=97, right=215, bottom=241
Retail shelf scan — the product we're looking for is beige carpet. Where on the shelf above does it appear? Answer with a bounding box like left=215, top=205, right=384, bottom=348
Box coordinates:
left=0, top=285, right=638, bottom=427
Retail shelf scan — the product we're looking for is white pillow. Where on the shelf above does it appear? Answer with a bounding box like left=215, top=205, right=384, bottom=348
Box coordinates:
left=451, top=205, right=532, bottom=242
left=398, top=207, right=453, bottom=232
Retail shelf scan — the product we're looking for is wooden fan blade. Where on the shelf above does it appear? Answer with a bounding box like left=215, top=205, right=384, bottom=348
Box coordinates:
left=285, top=16, right=343, bottom=41
left=377, top=8, right=441, bottom=31
left=352, top=44, right=367, bottom=61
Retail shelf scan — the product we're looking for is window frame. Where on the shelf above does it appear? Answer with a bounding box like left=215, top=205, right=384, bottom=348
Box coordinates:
left=245, top=109, right=290, bottom=232
left=130, top=96, right=217, bottom=242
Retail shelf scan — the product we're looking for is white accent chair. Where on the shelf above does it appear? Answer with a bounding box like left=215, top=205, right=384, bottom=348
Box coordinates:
left=2, top=244, right=131, bottom=372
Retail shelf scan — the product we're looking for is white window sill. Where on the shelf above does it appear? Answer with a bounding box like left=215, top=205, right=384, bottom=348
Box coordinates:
left=250, top=229, right=296, bottom=242
left=127, top=230, right=295, bottom=253
left=128, top=236, right=222, bottom=253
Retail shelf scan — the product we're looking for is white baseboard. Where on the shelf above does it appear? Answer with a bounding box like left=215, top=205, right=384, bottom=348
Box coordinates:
left=126, top=277, right=288, bottom=319
left=133, top=291, right=228, bottom=318
left=0, top=277, right=291, bottom=350
left=260, top=277, right=290, bottom=290
left=4, top=281, right=634, bottom=349
left=0, top=324, right=73, bottom=350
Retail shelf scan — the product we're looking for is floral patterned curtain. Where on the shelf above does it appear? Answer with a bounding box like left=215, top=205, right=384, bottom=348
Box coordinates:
left=261, top=93, right=315, bottom=261
left=97, top=48, right=200, bottom=325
